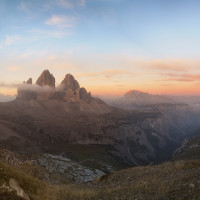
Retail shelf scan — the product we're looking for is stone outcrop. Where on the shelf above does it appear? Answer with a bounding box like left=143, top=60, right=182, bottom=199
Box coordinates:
left=26, top=78, right=32, bottom=84
left=60, top=74, right=80, bottom=91
left=59, top=74, right=80, bottom=102
left=36, top=70, right=55, bottom=87
left=79, top=87, right=92, bottom=103
left=16, top=70, right=111, bottom=112
left=0, top=179, right=30, bottom=200
left=17, top=78, right=37, bottom=100
left=9, top=179, right=30, bottom=200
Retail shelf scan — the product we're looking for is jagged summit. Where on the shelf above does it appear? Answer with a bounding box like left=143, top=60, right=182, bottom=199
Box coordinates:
left=125, top=90, right=148, bottom=97
left=16, top=70, right=111, bottom=113
left=57, top=73, right=80, bottom=101
left=25, top=78, right=32, bottom=84
left=60, top=74, right=80, bottom=91
left=36, top=70, right=55, bottom=88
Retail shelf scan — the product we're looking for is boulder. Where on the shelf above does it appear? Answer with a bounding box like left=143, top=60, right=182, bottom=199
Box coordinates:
left=9, top=178, right=30, bottom=200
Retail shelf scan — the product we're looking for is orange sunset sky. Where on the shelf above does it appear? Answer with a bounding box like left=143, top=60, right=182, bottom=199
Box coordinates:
left=1, top=0, right=200, bottom=96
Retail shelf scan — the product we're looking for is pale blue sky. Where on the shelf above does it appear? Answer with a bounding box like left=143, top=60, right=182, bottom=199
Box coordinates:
left=1, top=0, right=200, bottom=95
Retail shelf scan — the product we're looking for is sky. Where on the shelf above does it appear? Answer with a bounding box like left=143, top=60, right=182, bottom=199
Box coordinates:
left=1, top=0, right=200, bottom=96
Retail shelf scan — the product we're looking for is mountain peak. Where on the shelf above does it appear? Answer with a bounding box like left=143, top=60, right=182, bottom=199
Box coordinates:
left=36, top=70, right=55, bottom=87
left=125, top=90, right=148, bottom=96
left=60, top=73, right=80, bottom=91
left=26, top=78, right=32, bottom=84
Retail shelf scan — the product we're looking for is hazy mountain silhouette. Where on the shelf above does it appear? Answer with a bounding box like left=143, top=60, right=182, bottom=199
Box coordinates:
left=0, top=70, right=200, bottom=167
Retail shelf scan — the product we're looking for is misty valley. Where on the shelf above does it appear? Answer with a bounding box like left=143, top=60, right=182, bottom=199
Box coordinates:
left=0, top=70, right=200, bottom=200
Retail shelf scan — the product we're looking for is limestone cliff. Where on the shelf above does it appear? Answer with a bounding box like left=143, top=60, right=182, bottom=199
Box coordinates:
left=36, top=70, right=55, bottom=87
left=17, top=70, right=111, bottom=114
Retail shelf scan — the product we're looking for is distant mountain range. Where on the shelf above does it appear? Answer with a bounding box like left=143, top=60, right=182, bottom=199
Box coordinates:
left=0, top=70, right=200, bottom=184
left=0, top=94, right=15, bottom=102
left=101, top=90, right=200, bottom=110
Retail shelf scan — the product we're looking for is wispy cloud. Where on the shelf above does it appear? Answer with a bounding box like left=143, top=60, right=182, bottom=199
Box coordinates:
left=28, top=28, right=71, bottom=38
left=123, top=59, right=189, bottom=72
left=18, top=0, right=53, bottom=16
left=107, top=55, right=194, bottom=72
left=19, top=0, right=28, bottom=12
left=160, top=73, right=200, bottom=82
left=46, top=15, right=77, bottom=28
left=79, top=0, right=86, bottom=6
left=103, top=69, right=134, bottom=78
left=56, top=0, right=86, bottom=8
left=143, top=60, right=188, bottom=72
left=56, top=0, right=73, bottom=8
left=114, top=84, right=125, bottom=87
left=76, top=69, right=134, bottom=79
left=7, top=66, right=22, bottom=72
left=4, top=35, right=20, bottom=46
left=18, top=0, right=37, bottom=17
left=0, top=82, right=19, bottom=88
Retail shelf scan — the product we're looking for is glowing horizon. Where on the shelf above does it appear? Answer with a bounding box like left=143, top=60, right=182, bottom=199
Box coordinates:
left=1, top=0, right=200, bottom=96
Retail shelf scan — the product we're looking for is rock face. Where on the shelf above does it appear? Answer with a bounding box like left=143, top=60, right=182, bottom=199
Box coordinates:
left=59, top=74, right=80, bottom=102
left=17, top=80, right=37, bottom=100
left=26, top=78, right=32, bottom=84
left=37, top=153, right=108, bottom=183
left=36, top=70, right=55, bottom=87
left=16, top=70, right=111, bottom=113
left=173, top=129, right=200, bottom=160
left=1, top=100, right=196, bottom=166
left=18, top=70, right=56, bottom=100
left=60, top=74, right=80, bottom=91
left=79, top=88, right=93, bottom=103
left=7, top=70, right=199, bottom=166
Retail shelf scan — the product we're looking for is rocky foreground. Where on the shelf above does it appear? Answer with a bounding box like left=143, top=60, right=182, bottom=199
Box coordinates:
left=0, top=155, right=199, bottom=200
left=0, top=130, right=200, bottom=200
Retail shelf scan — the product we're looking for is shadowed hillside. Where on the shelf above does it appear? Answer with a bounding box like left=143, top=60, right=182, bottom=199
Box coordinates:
left=1, top=70, right=198, bottom=169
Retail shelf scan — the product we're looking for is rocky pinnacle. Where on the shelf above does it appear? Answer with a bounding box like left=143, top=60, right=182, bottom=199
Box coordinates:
left=60, top=74, right=80, bottom=91
left=36, top=70, right=55, bottom=87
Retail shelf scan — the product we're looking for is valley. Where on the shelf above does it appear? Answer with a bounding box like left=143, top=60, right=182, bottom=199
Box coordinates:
left=1, top=0, right=200, bottom=199
left=0, top=70, right=200, bottom=199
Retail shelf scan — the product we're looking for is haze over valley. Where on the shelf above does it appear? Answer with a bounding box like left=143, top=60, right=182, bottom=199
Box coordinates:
left=1, top=0, right=200, bottom=199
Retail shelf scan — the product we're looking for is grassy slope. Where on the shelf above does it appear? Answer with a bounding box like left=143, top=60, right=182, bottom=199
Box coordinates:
left=0, top=161, right=96, bottom=200
left=0, top=158, right=200, bottom=200
left=173, top=132, right=200, bottom=161
left=93, top=159, right=200, bottom=200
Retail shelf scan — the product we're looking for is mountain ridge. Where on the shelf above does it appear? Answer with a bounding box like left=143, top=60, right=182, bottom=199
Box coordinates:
left=0, top=70, right=200, bottom=177
left=17, top=70, right=111, bottom=114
